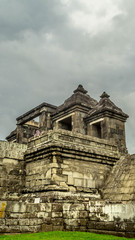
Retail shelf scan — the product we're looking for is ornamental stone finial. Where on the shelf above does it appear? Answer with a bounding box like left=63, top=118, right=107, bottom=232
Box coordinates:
left=100, top=91, right=110, bottom=99
left=73, top=84, right=88, bottom=94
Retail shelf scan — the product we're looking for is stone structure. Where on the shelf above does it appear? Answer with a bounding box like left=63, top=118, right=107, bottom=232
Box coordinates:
left=0, top=85, right=135, bottom=237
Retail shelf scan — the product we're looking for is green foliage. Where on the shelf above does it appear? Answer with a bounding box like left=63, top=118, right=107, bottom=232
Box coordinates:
left=0, top=231, right=134, bottom=240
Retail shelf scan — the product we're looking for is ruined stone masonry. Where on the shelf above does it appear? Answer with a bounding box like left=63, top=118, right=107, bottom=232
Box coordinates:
left=0, top=85, right=135, bottom=237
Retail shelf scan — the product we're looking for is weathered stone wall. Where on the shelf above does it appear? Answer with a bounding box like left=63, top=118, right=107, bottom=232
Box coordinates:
left=27, top=130, right=119, bottom=159
left=1, top=192, right=135, bottom=237
left=87, top=117, right=126, bottom=153
left=88, top=200, right=135, bottom=237
left=0, top=191, right=99, bottom=233
left=61, top=158, right=111, bottom=190
left=0, top=141, right=27, bottom=198
left=0, top=132, right=135, bottom=237
left=24, top=130, right=120, bottom=193
left=104, top=117, right=126, bottom=151
left=17, top=124, right=38, bottom=144
left=103, top=154, right=135, bottom=202
left=24, top=153, right=112, bottom=193
left=72, top=111, right=87, bottom=134
left=0, top=141, right=27, bottom=159
left=25, top=158, right=52, bottom=191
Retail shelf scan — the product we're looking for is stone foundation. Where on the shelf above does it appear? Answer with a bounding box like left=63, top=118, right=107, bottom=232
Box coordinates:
left=1, top=192, right=135, bottom=237
left=0, top=131, right=135, bottom=237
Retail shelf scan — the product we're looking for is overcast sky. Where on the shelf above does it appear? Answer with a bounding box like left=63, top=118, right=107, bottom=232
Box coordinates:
left=0, top=0, right=135, bottom=153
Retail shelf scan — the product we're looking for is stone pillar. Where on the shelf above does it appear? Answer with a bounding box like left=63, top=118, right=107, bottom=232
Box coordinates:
left=39, top=107, right=47, bottom=132
left=16, top=125, right=24, bottom=143
left=72, top=112, right=86, bottom=134
left=39, top=108, right=52, bottom=132
left=46, top=113, right=51, bottom=130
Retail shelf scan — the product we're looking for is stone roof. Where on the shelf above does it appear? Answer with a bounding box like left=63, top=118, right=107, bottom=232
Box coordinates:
left=53, top=85, right=97, bottom=115
left=85, top=91, right=128, bottom=121
left=17, top=102, right=57, bottom=121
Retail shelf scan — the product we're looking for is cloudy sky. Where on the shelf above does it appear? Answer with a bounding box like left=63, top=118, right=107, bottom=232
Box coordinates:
left=0, top=0, right=135, bottom=153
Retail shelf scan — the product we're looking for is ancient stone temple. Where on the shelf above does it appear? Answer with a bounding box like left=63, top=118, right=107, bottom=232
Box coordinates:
left=0, top=85, right=135, bottom=237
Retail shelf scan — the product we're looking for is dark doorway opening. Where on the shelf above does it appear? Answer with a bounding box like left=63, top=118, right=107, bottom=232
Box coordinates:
left=92, top=122, right=101, bottom=138
left=58, top=116, right=72, bottom=131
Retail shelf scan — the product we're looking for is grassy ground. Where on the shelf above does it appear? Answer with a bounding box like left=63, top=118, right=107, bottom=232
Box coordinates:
left=0, top=231, right=135, bottom=240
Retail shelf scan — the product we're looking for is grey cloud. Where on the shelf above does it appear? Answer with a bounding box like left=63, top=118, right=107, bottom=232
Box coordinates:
left=0, top=0, right=68, bottom=39
left=0, top=0, right=135, bottom=153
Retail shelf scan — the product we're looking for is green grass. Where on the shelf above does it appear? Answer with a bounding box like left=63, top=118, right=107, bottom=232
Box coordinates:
left=0, top=231, right=135, bottom=240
